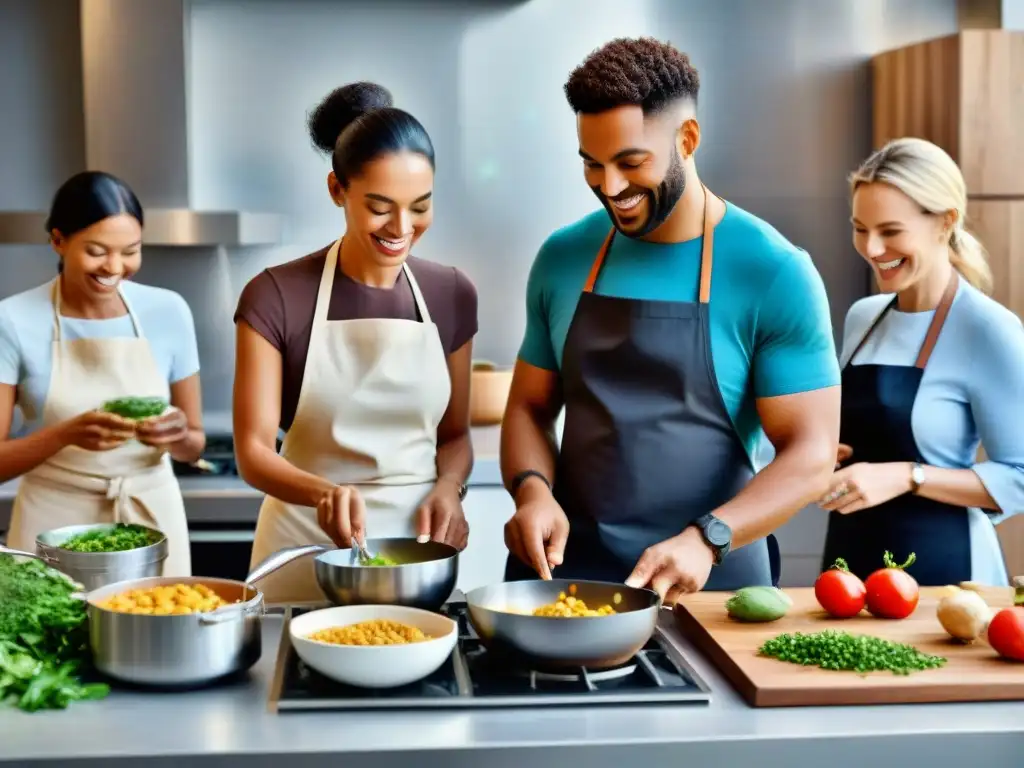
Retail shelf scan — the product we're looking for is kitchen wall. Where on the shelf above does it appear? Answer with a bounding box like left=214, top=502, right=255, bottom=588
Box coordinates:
left=0, top=0, right=962, bottom=583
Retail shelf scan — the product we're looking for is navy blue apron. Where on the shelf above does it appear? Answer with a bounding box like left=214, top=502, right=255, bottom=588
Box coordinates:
left=821, top=272, right=972, bottom=586
left=505, top=189, right=779, bottom=589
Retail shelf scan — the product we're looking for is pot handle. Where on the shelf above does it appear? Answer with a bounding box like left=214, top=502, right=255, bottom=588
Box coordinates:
left=0, top=542, right=58, bottom=566
left=199, top=592, right=266, bottom=626
left=244, top=544, right=329, bottom=586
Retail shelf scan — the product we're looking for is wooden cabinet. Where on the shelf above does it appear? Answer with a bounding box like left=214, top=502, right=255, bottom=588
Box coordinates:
left=872, top=30, right=1024, bottom=196
left=966, top=199, right=1024, bottom=317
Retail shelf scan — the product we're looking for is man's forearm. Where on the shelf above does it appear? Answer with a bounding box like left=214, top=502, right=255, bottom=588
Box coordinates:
left=711, top=440, right=834, bottom=548
left=500, top=405, right=558, bottom=499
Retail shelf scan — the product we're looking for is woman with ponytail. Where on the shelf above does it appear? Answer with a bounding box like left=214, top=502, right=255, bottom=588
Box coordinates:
left=232, top=83, right=478, bottom=602
left=819, top=137, right=1024, bottom=586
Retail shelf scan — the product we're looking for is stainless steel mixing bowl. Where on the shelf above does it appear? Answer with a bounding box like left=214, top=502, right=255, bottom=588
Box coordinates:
left=246, top=538, right=459, bottom=610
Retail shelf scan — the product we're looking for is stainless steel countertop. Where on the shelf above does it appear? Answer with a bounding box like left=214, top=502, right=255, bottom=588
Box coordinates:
left=3, top=611, right=1022, bottom=768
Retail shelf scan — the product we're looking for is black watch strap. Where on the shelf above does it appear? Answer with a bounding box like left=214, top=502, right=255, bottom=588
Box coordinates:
left=510, top=469, right=551, bottom=498
left=693, top=513, right=732, bottom=565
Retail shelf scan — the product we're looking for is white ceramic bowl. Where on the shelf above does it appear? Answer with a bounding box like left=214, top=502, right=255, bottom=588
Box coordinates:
left=289, top=605, right=458, bottom=689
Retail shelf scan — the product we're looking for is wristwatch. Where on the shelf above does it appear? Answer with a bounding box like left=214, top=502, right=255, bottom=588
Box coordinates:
left=909, top=462, right=925, bottom=494
left=692, top=513, right=732, bottom=565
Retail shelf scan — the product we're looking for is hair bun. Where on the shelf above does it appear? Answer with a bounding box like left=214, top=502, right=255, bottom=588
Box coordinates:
left=308, top=82, right=394, bottom=153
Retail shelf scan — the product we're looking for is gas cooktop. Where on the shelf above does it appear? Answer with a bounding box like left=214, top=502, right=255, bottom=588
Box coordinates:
left=267, top=602, right=712, bottom=712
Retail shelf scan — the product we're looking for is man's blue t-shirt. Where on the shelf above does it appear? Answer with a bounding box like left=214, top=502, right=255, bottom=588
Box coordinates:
left=518, top=203, right=840, bottom=461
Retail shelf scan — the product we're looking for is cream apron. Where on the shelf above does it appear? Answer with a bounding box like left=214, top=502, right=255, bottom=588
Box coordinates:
left=6, top=279, right=192, bottom=576
left=249, top=239, right=452, bottom=604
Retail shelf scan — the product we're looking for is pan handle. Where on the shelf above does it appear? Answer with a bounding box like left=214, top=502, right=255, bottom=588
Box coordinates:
left=199, top=591, right=266, bottom=625
left=243, top=544, right=329, bottom=586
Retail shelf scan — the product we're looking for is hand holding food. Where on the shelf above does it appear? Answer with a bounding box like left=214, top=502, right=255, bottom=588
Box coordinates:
left=61, top=409, right=137, bottom=451
left=315, top=484, right=367, bottom=548
left=625, top=526, right=714, bottom=604
left=135, top=406, right=189, bottom=448
left=865, top=551, right=920, bottom=619
left=503, top=489, right=570, bottom=580
left=814, top=558, right=867, bottom=618
left=725, top=586, right=792, bottom=622
left=414, top=478, right=469, bottom=549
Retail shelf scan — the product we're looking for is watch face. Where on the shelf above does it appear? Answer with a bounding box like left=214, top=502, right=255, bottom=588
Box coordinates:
left=706, top=519, right=731, bottom=546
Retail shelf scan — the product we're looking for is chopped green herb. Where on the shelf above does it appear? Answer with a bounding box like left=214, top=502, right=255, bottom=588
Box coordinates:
left=758, top=629, right=947, bottom=675
left=0, top=555, right=109, bottom=711
left=363, top=555, right=399, bottom=566
left=59, top=524, right=161, bottom=553
left=101, top=396, right=167, bottom=420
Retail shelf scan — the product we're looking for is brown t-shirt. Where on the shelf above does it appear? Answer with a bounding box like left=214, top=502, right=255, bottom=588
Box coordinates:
left=234, top=245, right=479, bottom=431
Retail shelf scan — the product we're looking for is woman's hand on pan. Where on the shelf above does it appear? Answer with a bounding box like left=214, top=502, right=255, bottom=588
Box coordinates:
left=315, top=485, right=367, bottom=547
left=415, top=477, right=470, bottom=550
left=503, top=481, right=569, bottom=580
left=60, top=410, right=136, bottom=451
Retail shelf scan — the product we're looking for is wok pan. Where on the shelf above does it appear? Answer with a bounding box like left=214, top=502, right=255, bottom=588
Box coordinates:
left=464, top=579, right=661, bottom=670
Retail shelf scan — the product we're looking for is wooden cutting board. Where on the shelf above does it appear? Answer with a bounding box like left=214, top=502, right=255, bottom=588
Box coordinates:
left=673, top=586, right=1024, bottom=707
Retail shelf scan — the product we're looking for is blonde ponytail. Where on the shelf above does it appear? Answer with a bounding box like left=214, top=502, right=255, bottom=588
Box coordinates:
left=851, top=138, right=992, bottom=294
left=949, top=226, right=993, bottom=295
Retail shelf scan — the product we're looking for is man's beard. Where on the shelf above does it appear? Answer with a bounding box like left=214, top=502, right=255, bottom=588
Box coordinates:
left=593, top=150, right=686, bottom=239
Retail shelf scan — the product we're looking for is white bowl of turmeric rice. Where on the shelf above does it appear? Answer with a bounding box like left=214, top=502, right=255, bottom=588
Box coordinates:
left=289, top=605, right=458, bottom=688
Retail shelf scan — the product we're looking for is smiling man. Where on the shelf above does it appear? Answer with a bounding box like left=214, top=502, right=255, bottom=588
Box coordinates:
left=500, top=38, right=842, bottom=601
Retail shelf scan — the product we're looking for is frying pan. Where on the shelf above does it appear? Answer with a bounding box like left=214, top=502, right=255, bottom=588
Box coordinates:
left=464, top=579, right=661, bottom=670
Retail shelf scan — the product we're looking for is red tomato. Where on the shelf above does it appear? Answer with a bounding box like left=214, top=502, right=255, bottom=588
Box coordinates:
left=987, top=607, right=1024, bottom=661
left=814, top=559, right=867, bottom=618
left=864, top=551, right=919, bottom=619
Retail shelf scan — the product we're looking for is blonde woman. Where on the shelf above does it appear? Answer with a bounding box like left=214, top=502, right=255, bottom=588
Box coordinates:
left=819, top=137, right=1024, bottom=586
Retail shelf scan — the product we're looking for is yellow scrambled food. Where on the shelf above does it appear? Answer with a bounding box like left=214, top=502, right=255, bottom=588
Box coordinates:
left=95, top=583, right=233, bottom=615
left=532, top=584, right=619, bottom=617
left=308, top=619, right=432, bottom=646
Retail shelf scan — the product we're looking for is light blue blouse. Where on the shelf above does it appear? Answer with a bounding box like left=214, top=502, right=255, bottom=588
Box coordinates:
left=0, top=280, right=200, bottom=436
left=840, top=280, right=1024, bottom=585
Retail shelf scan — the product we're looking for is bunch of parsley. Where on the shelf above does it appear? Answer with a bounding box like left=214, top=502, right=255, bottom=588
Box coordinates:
left=0, top=554, right=108, bottom=711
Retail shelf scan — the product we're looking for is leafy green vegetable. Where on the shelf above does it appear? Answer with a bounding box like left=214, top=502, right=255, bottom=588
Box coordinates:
left=363, top=554, right=398, bottom=566
left=0, top=555, right=109, bottom=711
left=758, top=629, right=946, bottom=675
left=101, top=396, right=167, bottom=420
left=59, top=523, right=161, bottom=553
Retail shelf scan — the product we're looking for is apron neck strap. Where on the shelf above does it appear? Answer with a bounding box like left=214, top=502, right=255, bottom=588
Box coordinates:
left=402, top=262, right=433, bottom=325
left=846, top=270, right=959, bottom=370
left=583, top=184, right=716, bottom=304
left=50, top=277, right=144, bottom=341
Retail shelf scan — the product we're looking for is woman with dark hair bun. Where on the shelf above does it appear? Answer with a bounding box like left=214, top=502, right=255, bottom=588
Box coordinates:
left=0, top=171, right=204, bottom=575
left=234, top=82, right=478, bottom=602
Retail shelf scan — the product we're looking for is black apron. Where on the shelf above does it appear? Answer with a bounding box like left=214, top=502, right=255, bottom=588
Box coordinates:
left=821, top=272, right=972, bottom=586
left=505, top=189, right=779, bottom=589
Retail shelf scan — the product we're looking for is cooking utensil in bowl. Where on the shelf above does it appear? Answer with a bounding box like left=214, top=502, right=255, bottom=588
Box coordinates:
left=464, top=579, right=661, bottom=670
left=289, top=605, right=457, bottom=688
left=246, top=538, right=459, bottom=610
left=86, top=575, right=264, bottom=687
left=0, top=522, right=168, bottom=590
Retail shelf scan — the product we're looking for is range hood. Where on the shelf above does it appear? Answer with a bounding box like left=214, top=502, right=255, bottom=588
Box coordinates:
left=0, top=0, right=282, bottom=247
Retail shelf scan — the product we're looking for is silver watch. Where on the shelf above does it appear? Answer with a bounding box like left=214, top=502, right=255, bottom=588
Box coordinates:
left=909, top=462, right=925, bottom=493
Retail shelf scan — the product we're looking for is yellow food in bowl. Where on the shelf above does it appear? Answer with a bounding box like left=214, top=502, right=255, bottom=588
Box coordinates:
left=95, top=583, right=234, bottom=615
left=309, top=619, right=433, bottom=646
left=532, top=590, right=617, bottom=617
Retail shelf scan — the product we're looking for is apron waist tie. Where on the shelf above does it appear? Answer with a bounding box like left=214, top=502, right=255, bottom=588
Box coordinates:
left=23, top=460, right=175, bottom=505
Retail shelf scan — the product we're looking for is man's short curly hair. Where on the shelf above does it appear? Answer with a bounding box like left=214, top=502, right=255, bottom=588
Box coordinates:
left=564, top=38, right=700, bottom=116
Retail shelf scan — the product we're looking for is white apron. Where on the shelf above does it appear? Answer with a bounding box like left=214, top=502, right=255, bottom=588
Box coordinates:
left=249, top=239, right=452, bottom=604
left=6, top=279, right=192, bottom=576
